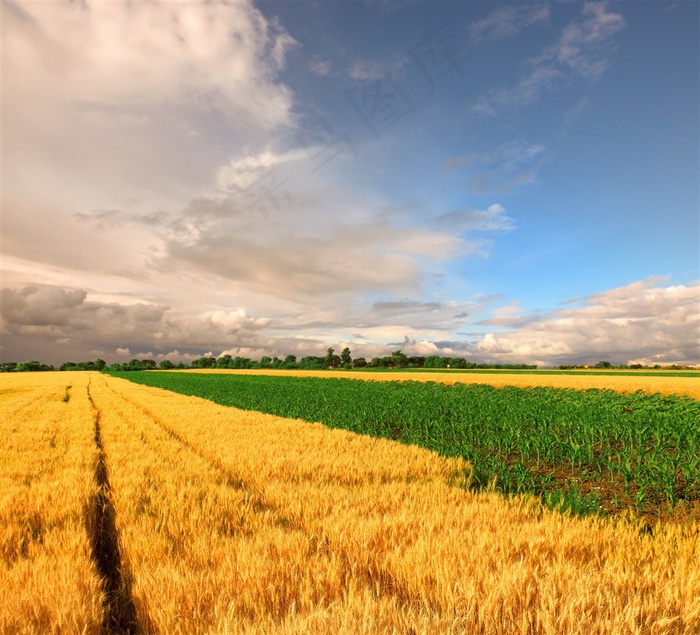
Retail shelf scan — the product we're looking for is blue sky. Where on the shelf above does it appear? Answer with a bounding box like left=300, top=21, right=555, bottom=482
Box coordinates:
left=2, top=1, right=698, bottom=366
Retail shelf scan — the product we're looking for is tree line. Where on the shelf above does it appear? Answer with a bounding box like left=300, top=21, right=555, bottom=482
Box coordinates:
left=0, top=348, right=538, bottom=373
left=553, top=361, right=695, bottom=370
left=3, top=350, right=694, bottom=373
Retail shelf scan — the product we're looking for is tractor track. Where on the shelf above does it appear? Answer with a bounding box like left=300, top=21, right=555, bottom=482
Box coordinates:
left=85, top=380, right=141, bottom=634
left=97, top=374, right=445, bottom=613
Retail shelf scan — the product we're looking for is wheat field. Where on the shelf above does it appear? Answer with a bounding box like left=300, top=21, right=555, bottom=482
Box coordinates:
left=1, top=371, right=698, bottom=634
left=0, top=374, right=104, bottom=634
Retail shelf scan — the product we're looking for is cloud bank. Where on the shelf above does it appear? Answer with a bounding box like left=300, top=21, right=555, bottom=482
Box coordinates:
left=2, top=279, right=697, bottom=367
left=473, top=278, right=700, bottom=367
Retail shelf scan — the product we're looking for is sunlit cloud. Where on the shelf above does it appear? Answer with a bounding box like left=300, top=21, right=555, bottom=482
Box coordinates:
left=474, top=278, right=700, bottom=366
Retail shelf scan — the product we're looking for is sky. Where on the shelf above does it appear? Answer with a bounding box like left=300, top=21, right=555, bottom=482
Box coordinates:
left=2, top=0, right=699, bottom=367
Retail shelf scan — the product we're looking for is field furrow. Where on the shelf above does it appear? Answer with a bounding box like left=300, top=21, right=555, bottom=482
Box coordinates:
left=0, top=374, right=104, bottom=635
left=89, top=373, right=357, bottom=633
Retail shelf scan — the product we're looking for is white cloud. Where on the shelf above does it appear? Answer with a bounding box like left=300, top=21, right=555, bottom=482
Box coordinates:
left=1, top=0, right=307, bottom=348
left=473, top=2, right=625, bottom=115
left=443, top=141, right=546, bottom=195
left=309, top=57, right=333, bottom=76
left=435, top=204, right=516, bottom=233
left=469, top=4, right=549, bottom=42
left=474, top=278, right=700, bottom=366
left=555, top=2, right=626, bottom=77
left=155, top=192, right=510, bottom=301
left=3, top=0, right=297, bottom=207
left=347, top=58, right=405, bottom=80
left=215, top=148, right=311, bottom=195
left=4, top=0, right=295, bottom=127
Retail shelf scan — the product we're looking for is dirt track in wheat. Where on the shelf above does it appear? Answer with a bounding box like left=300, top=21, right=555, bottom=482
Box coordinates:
left=1, top=371, right=699, bottom=634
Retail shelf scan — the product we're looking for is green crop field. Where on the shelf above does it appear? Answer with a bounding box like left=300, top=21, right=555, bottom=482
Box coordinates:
left=110, top=371, right=700, bottom=524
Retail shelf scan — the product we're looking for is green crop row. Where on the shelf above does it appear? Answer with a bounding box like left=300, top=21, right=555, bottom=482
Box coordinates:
left=109, top=372, right=700, bottom=521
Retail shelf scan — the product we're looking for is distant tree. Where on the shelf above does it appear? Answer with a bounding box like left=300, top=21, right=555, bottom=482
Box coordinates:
left=95, top=358, right=106, bottom=371
left=595, top=361, right=612, bottom=369
left=299, top=356, right=324, bottom=370
left=260, top=356, right=272, bottom=369
left=391, top=350, right=408, bottom=368
left=340, top=347, right=352, bottom=366
left=234, top=356, right=254, bottom=369
left=449, top=357, right=467, bottom=369
left=0, top=362, right=18, bottom=373
left=353, top=357, right=367, bottom=368
left=16, top=360, right=43, bottom=372
left=217, top=354, right=233, bottom=369
left=284, top=354, right=297, bottom=365
left=322, top=347, right=341, bottom=368
left=192, top=356, right=216, bottom=369
left=425, top=356, right=449, bottom=368
left=160, top=359, right=175, bottom=370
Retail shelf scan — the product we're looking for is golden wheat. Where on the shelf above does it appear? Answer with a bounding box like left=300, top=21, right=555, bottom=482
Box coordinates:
left=93, top=373, right=699, bottom=634
left=0, top=373, right=104, bottom=635
left=185, top=368, right=700, bottom=399
left=3, top=371, right=699, bottom=634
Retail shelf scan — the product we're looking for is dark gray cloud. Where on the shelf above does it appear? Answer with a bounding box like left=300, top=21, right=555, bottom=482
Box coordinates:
left=2, top=286, right=87, bottom=327
left=1, top=284, right=271, bottom=365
